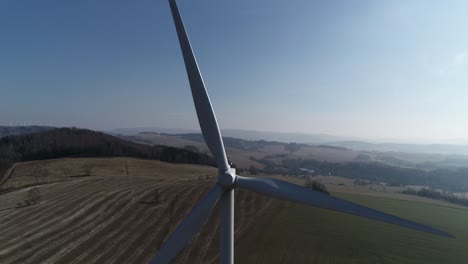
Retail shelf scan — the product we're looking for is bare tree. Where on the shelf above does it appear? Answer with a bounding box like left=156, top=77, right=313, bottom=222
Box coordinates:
left=27, top=187, right=41, bottom=205
left=169, top=194, right=179, bottom=225
left=85, top=167, right=91, bottom=176
left=154, top=189, right=160, bottom=204
left=304, top=179, right=329, bottom=195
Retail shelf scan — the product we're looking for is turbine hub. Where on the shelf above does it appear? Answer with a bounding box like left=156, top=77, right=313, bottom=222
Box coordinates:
left=218, top=167, right=236, bottom=188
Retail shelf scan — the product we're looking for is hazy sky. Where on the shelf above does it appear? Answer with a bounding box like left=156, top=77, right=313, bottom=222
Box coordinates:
left=1, top=0, right=467, bottom=142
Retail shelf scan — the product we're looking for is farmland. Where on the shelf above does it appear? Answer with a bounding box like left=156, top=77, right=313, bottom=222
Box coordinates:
left=0, top=158, right=279, bottom=264
left=236, top=193, right=468, bottom=264
left=1, top=157, right=467, bottom=263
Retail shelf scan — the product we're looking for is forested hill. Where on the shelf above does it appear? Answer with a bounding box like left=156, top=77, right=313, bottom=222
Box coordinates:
left=0, top=128, right=216, bottom=181
left=0, top=126, right=55, bottom=138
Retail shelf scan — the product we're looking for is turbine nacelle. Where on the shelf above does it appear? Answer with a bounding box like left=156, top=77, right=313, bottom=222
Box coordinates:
left=218, top=167, right=236, bottom=188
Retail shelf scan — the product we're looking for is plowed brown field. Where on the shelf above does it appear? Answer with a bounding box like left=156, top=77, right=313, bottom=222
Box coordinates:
left=0, top=158, right=281, bottom=264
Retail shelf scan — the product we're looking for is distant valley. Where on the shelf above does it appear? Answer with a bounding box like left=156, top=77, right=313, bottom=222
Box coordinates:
left=119, top=131, right=468, bottom=192
left=2, top=126, right=468, bottom=192
left=120, top=131, right=468, bottom=169
left=109, top=127, right=468, bottom=155
left=1, top=126, right=468, bottom=263
left=325, top=140, right=468, bottom=156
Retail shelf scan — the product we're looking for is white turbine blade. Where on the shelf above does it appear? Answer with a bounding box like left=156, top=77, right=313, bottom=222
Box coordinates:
left=236, top=176, right=454, bottom=238
left=168, top=0, right=229, bottom=171
left=150, top=184, right=225, bottom=264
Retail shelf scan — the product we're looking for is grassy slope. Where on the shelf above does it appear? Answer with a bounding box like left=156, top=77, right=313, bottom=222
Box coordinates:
left=0, top=157, right=217, bottom=190
left=236, top=193, right=468, bottom=264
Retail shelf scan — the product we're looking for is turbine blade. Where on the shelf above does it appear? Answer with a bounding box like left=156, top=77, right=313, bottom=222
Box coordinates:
left=150, top=184, right=225, bottom=264
left=236, top=176, right=454, bottom=238
left=168, top=0, right=229, bottom=171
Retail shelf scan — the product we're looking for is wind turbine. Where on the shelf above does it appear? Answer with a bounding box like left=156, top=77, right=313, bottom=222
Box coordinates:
left=151, top=1, right=454, bottom=263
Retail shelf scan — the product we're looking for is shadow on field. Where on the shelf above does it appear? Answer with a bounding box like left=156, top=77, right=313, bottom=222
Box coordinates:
left=0, top=206, right=17, bottom=212
left=0, top=202, right=37, bottom=211
left=137, top=201, right=159, bottom=205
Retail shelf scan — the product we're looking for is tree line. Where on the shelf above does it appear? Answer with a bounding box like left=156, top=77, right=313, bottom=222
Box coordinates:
left=0, top=128, right=215, bottom=182
left=402, top=188, right=468, bottom=207
left=250, top=157, right=468, bottom=192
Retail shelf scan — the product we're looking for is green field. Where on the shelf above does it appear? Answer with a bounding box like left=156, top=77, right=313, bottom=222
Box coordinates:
left=236, top=193, right=468, bottom=264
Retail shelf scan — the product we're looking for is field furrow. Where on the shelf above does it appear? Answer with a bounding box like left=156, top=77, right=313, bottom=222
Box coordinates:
left=0, top=179, right=153, bottom=244
left=24, top=182, right=165, bottom=264
left=125, top=183, right=214, bottom=264
left=87, top=182, right=199, bottom=264
left=0, top=179, right=100, bottom=224
left=62, top=180, right=186, bottom=264
left=0, top=159, right=295, bottom=264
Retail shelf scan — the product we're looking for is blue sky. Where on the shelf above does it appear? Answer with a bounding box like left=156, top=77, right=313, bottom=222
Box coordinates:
left=1, top=0, right=467, bottom=142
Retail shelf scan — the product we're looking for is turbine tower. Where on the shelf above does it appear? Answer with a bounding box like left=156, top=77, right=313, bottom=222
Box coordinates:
left=151, top=1, right=454, bottom=263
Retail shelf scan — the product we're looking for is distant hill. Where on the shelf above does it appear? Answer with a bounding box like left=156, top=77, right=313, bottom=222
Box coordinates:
left=118, top=132, right=363, bottom=170
left=114, top=132, right=468, bottom=192
left=172, top=133, right=285, bottom=151
left=122, top=132, right=468, bottom=171
left=327, top=141, right=468, bottom=156
left=109, top=127, right=468, bottom=156
left=220, top=129, right=362, bottom=143
left=0, top=128, right=215, bottom=183
left=108, top=127, right=199, bottom=136
left=108, top=127, right=362, bottom=143
left=0, top=126, right=55, bottom=138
